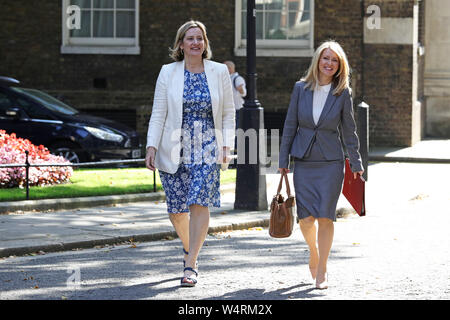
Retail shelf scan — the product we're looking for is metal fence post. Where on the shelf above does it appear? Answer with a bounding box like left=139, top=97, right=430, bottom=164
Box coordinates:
left=357, top=102, right=369, bottom=181
left=25, top=150, right=30, bottom=200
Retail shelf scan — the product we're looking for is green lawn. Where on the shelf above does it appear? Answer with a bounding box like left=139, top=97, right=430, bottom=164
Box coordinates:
left=0, top=168, right=236, bottom=202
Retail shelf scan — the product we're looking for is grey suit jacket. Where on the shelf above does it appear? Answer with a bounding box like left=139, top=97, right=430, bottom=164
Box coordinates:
left=279, top=81, right=363, bottom=172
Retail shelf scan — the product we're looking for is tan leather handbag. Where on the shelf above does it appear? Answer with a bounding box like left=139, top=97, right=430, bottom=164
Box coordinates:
left=269, top=173, right=295, bottom=238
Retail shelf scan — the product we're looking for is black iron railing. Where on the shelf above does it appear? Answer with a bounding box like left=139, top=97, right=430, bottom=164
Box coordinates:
left=0, top=151, right=156, bottom=200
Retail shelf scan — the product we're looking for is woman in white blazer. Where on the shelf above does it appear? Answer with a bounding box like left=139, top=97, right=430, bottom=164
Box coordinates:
left=145, top=20, right=235, bottom=287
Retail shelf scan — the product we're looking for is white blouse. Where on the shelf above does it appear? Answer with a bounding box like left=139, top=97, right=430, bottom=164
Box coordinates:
left=312, top=83, right=331, bottom=125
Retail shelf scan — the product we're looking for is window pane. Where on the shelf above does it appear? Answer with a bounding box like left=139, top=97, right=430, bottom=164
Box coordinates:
left=70, top=11, right=91, bottom=37
left=70, top=0, right=91, bottom=9
left=241, top=11, right=247, bottom=39
left=242, top=10, right=262, bottom=39
left=116, top=11, right=135, bottom=37
left=288, top=11, right=296, bottom=28
left=287, top=11, right=310, bottom=40
left=93, top=11, right=114, bottom=37
left=265, top=0, right=283, bottom=11
left=255, top=0, right=264, bottom=10
left=256, top=11, right=263, bottom=39
left=302, top=10, right=310, bottom=21
left=93, top=0, right=113, bottom=8
left=304, top=0, right=310, bottom=11
left=265, top=12, right=286, bottom=39
left=288, top=0, right=299, bottom=11
left=241, top=0, right=312, bottom=43
left=117, top=0, right=135, bottom=9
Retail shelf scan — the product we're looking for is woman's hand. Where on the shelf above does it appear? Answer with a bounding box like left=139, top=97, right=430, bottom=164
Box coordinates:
left=145, top=146, right=157, bottom=171
left=353, top=170, right=364, bottom=179
left=278, top=168, right=290, bottom=175
left=222, top=146, right=231, bottom=164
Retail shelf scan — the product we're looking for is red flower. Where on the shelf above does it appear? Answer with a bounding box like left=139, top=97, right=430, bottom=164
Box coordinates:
left=0, top=130, right=72, bottom=188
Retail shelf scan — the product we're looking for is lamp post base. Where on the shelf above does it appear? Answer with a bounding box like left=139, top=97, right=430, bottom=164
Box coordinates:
left=234, top=107, right=268, bottom=211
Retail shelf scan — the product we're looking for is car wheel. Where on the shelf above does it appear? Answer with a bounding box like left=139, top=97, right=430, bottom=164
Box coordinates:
left=50, top=143, right=85, bottom=164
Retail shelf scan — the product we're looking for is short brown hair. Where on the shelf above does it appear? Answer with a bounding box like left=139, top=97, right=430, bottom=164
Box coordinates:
left=169, top=20, right=212, bottom=61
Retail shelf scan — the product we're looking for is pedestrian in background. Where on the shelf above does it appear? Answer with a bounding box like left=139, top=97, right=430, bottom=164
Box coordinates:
left=278, top=40, right=364, bottom=289
left=145, top=20, right=235, bottom=287
left=223, top=60, right=246, bottom=134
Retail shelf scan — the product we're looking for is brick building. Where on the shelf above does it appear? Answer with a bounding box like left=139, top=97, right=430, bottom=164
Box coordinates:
left=0, top=0, right=432, bottom=151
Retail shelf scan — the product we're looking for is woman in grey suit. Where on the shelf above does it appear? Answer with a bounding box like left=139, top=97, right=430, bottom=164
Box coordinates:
left=279, top=40, right=364, bottom=289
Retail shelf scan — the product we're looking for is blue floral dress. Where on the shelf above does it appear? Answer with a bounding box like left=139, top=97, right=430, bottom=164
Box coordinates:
left=159, top=70, right=220, bottom=213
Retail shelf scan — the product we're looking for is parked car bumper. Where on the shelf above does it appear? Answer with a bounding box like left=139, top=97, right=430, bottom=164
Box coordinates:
left=86, top=147, right=142, bottom=161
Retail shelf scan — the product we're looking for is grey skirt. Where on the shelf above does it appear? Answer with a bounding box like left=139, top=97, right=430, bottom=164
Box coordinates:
left=293, top=141, right=345, bottom=222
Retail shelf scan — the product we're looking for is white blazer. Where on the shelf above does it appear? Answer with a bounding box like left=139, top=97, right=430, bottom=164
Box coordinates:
left=146, top=59, right=236, bottom=174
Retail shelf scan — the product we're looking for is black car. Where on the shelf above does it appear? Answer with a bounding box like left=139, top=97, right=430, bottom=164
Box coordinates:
left=0, top=76, right=142, bottom=163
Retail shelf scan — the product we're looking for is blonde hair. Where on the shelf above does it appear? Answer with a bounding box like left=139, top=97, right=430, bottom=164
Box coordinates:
left=302, top=40, right=350, bottom=96
left=169, top=20, right=212, bottom=61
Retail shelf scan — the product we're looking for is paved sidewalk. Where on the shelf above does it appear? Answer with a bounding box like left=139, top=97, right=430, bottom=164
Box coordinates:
left=369, top=138, right=450, bottom=163
left=0, top=139, right=449, bottom=259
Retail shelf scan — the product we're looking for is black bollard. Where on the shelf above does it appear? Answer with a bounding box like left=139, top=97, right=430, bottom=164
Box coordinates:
left=357, top=102, right=369, bottom=181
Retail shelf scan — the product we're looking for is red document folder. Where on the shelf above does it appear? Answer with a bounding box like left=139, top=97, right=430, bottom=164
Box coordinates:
left=342, top=158, right=366, bottom=216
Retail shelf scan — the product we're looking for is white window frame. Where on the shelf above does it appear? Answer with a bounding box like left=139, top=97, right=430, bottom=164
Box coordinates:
left=234, top=0, right=314, bottom=57
left=61, top=0, right=140, bottom=55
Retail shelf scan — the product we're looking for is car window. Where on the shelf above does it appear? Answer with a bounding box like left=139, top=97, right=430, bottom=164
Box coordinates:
left=11, top=87, right=79, bottom=115
left=16, top=97, right=53, bottom=120
left=0, top=92, right=14, bottom=117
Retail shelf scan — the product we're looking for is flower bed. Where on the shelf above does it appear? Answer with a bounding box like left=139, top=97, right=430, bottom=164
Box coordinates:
left=0, top=130, right=73, bottom=188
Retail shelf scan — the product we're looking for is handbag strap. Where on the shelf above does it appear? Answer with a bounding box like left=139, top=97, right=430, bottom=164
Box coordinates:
left=276, top=172, right=292, bottom=197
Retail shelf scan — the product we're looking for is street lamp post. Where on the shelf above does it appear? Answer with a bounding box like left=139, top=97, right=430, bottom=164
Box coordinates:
left=234, top=0, right=268, bottom=211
